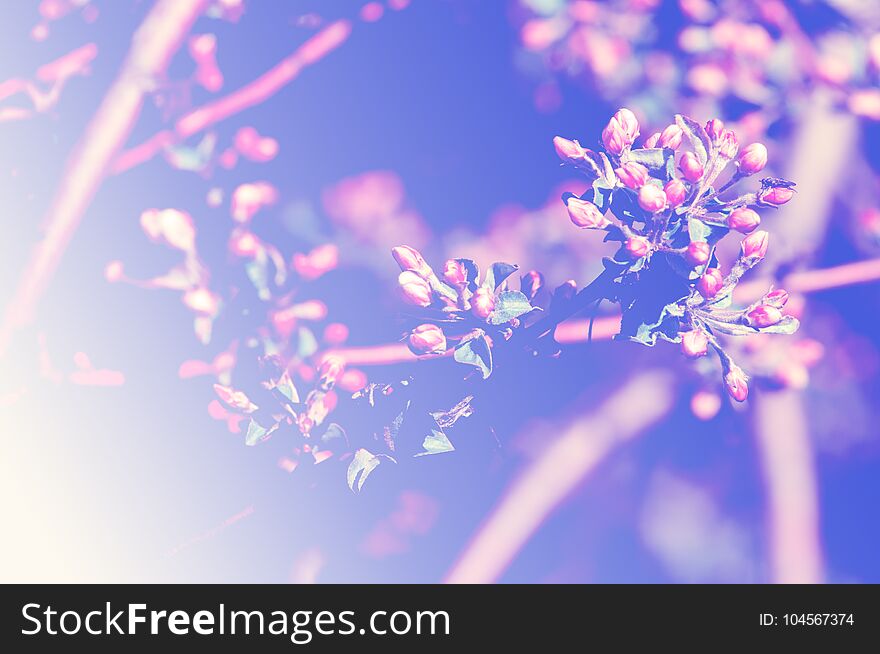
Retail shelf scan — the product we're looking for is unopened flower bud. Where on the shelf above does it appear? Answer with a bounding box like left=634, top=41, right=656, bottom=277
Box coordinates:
left=705, top=118, right=725, bottom=142
left=658, top=124, right=683, bottom=149
left=443, top=259, right=468, bottom=286
left=697, top=267, right=724, bottom=298
left=554, top=280, right=577, bottom=303
left=727, top=207, right=761, bottom=234
left=681, top=329, right=709, bottom=358
left=602, top=108, right=639, bottom=155
left=408, top=324, right=447, bottom=355
left=471, top=287, right=496, bottom=319
left=391, top=245, right=429, bottom=274
left=615, top=108, right=640, bottom=141
left=740, top=230, right=769, bottom=261
left=615, top=161, right=650, bottom=189
left=685, top=241, right=711, bottom=266
left=679, top=152, right=703, bottom=182
left=724, top=364, right=749, bottom=402
left=664, top=179, right=687, bottom=208
left=566, top=197, right=611, bottom=229
left=760, top=186, right=794, bottom=206
left=638, top=184, right=667, bottom=213
left=625, top=235, right=651, bottom=258
left=398, top=270, right=432, bottom=307
left=717, top=129, right=739, bottom=159
left=746, top=304, right=783, bottom=328
left=644, top=132, right=661, bottom=149
left=763, top=288, right=789, bottom=308
left=553, top=136, right=586, bottom=163
left=521, top=270, right=544, bottom=299
left=737, top=143, right=767, bottom=175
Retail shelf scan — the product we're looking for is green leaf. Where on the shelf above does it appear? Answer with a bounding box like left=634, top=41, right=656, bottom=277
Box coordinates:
left=347, top=448, right=394, bottom=493
left=416, top=429, right=455, bottom=457
left=688, top=218, right=728, bottom=246
left=430, top=395, right=474, bottom=430
left=675, top=114, right=711, bottom=166
left=616, top=253, right=689, bottom=346
left=296, top=326, right=319, bottom=358
left=453, top=331, right=493, bottom=379
left=321, top=422, right=348, bottom=447
left=702, top=314, right=800, bottom=337
left=245, top=419, right=278, bottom=446
left=487, top=290, right=533, bottom=325
left=275, top=370, right=299, bottom=404
left=484, top=262, right=519, bottom=291
left=625, top=147, right=671, bottom=171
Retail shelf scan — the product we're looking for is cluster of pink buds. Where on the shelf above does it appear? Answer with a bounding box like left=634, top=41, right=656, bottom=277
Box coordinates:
left=554, top=108, right=800, bottom=404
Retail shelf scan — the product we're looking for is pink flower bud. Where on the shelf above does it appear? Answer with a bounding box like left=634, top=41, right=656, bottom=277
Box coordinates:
left=229, top=230, right=260, bottom=256
left=741, top=230, right=769, bottom=261
left=763, top=288, right=789, bottom=308
left=760, top=187, right=794, bottom=205
left=104, top=260, right=124, bottom=283
left=685, top=241, right=711, bottom=266
left=566, top=197, right=611, bottom=229
left=521, top=270, right=543, bottom=299
left=737, top=143, right=767, bottom=175
left=679, top=151, right=703, bottom=182
left=658, top=124, right=683, bottom=149
left=391, top=245, right=428, bottom=273
left=637, top=184, right=667, bottom=213
left=615, top=161, right=649, bottom=189
left=705, top=118, right=725, bottom=142
left=726, top=207, right=761, bottom=234
left=471, top=287, right=496, bottom=319
left=601, top=117, right=628, bottom=155
left=697, top=267, right=724, bottom=298
left=615, top=108, right=640, bottom=141
left=644, top=132, right=661, bottom=148
left=680, top=329, right=709, bottom=358
left=746, top=304, right=783, bottom=328
left=717, top=129, right=739, bottom=159
left=408, top=324, right=447, bottom=355
left=625, top=235, right=651, bottom=258
left=553, top=136, right=586, bottom=162
left=443, top=259, right=468, bottom=286
left=724, top=365, right=749, bottom=402
left=664, top=179, right=687, bottom=208
left=398, top=270, right=432, bottom=307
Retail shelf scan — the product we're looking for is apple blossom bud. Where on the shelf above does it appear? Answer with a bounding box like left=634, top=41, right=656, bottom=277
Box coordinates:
left=697, top=267, right=724, bottom=298
left=601, top=117, right=628, bottom=155
left=705, top=118, right=725, bottom=142
left=553, top=136, right=586, bottom=162
left=471, top=287, right=496, bottom=319
left=726, top=207, right=761, bottom=234
left=763, top=288, right=789, bottom=308
left=615, top=161, right=649, bottom=189
left=443, top=259, right=468, bottom=286
left=615, top=108, right=640, bottom=141
left=664, top=179, right=687, bottom=208
left=408, top=323, right=447, bottom=355
left=760, top=186, right=794, bottom=205
left=391, top=245, right=429, bottom=274
left=746, top=304, right=783, bottom=327
left=740, top=230, right=769, bottom=261
left=183, top=288, right=219, bottom=315
left=398, top=270, right=432, bottom=307
left=717, top=129, right=739, bottom=159
left=658, top=124, right=683, bottom=149
left=521, top=270, right=543, bottom=299
left=679, top=151, right=703, bottom=182
left=685, top=241, right=711, bottom=266
left=638, top=184, right=667, bottom=213
left=737, top=143, right=767, bottom=175
left=680, top=329, right=709, bottom=358
left=644, top=132, right=661, bottom=149
left=555, top=280, right=577, bottom=303
left=724, top=365, right=749, bottom=402
left=566, top=197, right=611, bottom=229
left=625, top=235, right=651, bottom=258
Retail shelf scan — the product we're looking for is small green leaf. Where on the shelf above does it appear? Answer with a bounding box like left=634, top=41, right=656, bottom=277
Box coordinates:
left=454, top=331, right=493, bottom=379
left=484, top=262, right=519, bottom=291
left=347, top=448, right=394, bottom=493
left=416, top=429, right=455, bottom=457
left=487, top=290, right=533, bottom=325
left=245, top=419, right=277, bottom=446
left=296, top=326, right=319, bottom=358
left=625, top=147, right=671, bottom=171
left=275, top=370, right=299, bottom=404
left=676, top=114, right=711, bottom=166
left=321, top=422, right=348, bottom=447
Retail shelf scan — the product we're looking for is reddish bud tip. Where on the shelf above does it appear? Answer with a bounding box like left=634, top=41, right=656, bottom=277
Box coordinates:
left=553, top=136, right=586, bottom=162
left=679, top=151, right=704, bottom=182
left=763, top=288, right=789, bottom=309
left=685, top=241, right=711, bottom=266
left=760, top=186, right=794, bottom=206
left=718, top=129, right=739, bottom=159
left=443, top=259, right=468, bottom=286
left=391, top=245, right=428, bottom=274
left=724, top=365, right=749, bottom=402
left=471, top=287, right=496, bottom=319
left=637, top=184, right=667, bottom=213
left=705, top=118, right=725, bottom=142
left=625, top=235, right=652, bottom=258
left=664, top=179, right=688, bottom=208
left=398, top=270, right=432, bottom=307
left=408, top=323, right=447, bottom=355
left=741, top=230, right=769, bottom=261
left=727, top=207, right=761, bottom=234
left=615, top=161, right=650, bottom=189
left=737, top=143, right=767, bottom=175
left=566, top=197, right=611, bottom=229
left=746, top=304, right=783, bottom=328
left=697, top=267, right=724, bottom=298
left=681, top=329, right=709, bottom=358
left=658, top=124, right=683, bottom=150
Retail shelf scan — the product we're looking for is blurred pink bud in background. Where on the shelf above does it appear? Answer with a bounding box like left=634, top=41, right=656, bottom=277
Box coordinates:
left=293, top=244, right=339, bottom=280
left=234, top=126, right=279, bottom=163
left=140, top=208, right=196, bottom=251
left=183, top=288, right=219, bottom=315
left=231, top=182, right=278, bottom=222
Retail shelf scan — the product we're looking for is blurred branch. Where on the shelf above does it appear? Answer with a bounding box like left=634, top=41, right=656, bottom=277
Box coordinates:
left=0, top=0, right=207, bottom=357
left=444, top=370, right=675, bottom=584
left=111, top=20, right=353, bottom=174
left=327, top=258, right=880, bottom=366
left=753, top=390, right=824, bottom=583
